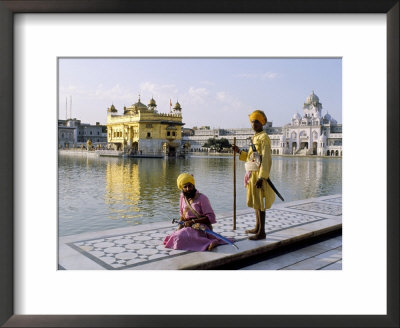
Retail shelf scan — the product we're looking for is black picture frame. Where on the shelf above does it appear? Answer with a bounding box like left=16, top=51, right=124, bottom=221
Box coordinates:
left=1, top=0, right=398, bottom=327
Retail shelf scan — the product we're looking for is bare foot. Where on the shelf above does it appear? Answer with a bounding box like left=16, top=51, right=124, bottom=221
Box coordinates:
left=248, top=233, right=266, bottom=240
left=245, top=227, right=259, bottom=234
left=207, top=241, right=219, bottom=251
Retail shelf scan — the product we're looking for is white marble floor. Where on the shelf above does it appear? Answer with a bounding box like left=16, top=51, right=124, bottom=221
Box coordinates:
left=59, top=194, right=342, bottom=270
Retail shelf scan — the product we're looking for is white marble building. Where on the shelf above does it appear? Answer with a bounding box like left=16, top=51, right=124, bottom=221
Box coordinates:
left=271, top=91, right=342, bottom=156
left=182, top=91, right=342, bottom=157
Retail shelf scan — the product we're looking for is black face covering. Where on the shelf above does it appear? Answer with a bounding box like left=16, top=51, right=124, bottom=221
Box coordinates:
left=183, top=187, right=197, bottom=199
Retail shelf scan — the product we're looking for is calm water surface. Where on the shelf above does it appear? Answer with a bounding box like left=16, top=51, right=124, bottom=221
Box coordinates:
left=58, top=154, right=342, bottom=236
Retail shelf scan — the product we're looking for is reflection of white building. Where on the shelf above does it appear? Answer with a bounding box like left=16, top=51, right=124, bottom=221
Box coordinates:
left=182, top=91, right=342, bottom=157
left=272, top=91, right=342, bottom=156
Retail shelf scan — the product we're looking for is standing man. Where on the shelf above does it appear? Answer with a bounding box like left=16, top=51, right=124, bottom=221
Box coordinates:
left=232, top=110, right=275, bottom=240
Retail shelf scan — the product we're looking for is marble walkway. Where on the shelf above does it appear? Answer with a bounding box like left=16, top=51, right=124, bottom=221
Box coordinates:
left=239, top=235, right=342, bottom=270
left=59, top=194, right=342, bottom=270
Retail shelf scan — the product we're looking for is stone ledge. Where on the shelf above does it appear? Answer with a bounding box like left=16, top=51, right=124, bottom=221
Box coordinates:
left=180, top=223, right=342, bottom=270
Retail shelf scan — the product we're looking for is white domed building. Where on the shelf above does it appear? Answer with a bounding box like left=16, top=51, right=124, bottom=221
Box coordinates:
left=269, top=91, right=342, bottom=156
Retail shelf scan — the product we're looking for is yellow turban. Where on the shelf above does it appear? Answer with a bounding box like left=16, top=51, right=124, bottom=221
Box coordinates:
left=249, top=110, right=267, bottom=126
left=177, top=173, right=195, bottom=190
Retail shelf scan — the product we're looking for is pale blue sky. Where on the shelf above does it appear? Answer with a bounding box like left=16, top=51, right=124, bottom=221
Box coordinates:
left=58, top=58, right=341, bottom=128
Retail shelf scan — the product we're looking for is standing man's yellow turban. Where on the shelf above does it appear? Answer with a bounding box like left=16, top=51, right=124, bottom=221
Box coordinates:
left=249, top=110, right=267, bottom=126
left=177, top=173, right=195, bottom=190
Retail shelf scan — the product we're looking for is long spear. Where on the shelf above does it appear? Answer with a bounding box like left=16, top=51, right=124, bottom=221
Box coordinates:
left=171, top=219, right=239, bottom=250
left=233, top=137, right=237, bottom=230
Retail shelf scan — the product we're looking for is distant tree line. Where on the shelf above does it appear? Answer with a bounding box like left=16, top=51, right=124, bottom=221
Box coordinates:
left=202, top=138, right=231, bottom=152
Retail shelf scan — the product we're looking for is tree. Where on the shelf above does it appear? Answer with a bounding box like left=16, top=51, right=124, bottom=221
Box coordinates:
left=203, top=138, right=231, bottom=152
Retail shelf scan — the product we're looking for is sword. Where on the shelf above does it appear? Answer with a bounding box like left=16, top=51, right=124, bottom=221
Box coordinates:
left=265, top=178, right=284, bottom=201
left=171, top=218, right=239, bottom=250
left=250, top=143, right=285, bottom=201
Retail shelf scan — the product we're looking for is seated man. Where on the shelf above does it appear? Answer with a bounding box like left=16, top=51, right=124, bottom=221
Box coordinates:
left=163, top=173, right=225, bottom=251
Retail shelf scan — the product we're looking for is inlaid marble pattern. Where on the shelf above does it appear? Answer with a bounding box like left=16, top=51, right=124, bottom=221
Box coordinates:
left=322, top=196, right=342, bottom=204
left=68, top=208, right=329, bottom=270
left=287, top=202, right=342, bottom=216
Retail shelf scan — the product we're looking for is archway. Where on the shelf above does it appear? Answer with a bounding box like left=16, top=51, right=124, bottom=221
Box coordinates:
left=168, top=146, right=176, bottom=156
left=326, top=150, right=330, bottom=156
left=335, top=150, right=339, bottom=156
left=300, top=142, right=308, bottom=149
left=292, top=142, right=297, bottom=154
left=312, top=142, right=317, bottom=155
left=131, top=142, right=138, bottom=154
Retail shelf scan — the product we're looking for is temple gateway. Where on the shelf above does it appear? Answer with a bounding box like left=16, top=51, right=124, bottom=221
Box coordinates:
left=276, top=91, right=342, bottom=156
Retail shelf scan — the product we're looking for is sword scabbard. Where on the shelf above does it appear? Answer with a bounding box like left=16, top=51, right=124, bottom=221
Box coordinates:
left=265, top=178, right=284, bottom=201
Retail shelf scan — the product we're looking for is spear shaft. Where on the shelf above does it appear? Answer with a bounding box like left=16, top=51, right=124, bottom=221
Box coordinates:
left=233, top=137, right=237, bottom=230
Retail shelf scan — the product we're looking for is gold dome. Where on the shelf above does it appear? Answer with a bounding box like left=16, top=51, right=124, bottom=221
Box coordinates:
left=108, top=104, right=117, bottom=113
left=132, top=96, right=148, bottom=111
left=173, top=101, right=182, bottom=111
left=148, top=97, right=157, bottom=107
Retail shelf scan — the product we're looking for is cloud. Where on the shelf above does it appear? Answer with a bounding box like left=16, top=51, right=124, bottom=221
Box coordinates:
left=261, top=72, right=279, bottom=79
left=58, top=82, right=179, bottom=121
left=140, top=81, right=177, bottom=94
left=215, top=91, right=247, bottom=112
left=236, top=72, right=279, bottom=80
left=188, top=87, right=209, bottom=98
left=200, top=80, right=216, bottom=86
left=140, top=81, right=157, bottom=93
left=216, top=91, right=228, bottom=102
left=59, top=84, right=81, bottom=95
left=90, top=84, right=136, bottom=103
left=186, top=87, right=209, bottom=105
left=75, top=82, right=174, bottom=106
left=173, top=86, right=210, bottom=108
left=136, top=82, right=180, bottom=109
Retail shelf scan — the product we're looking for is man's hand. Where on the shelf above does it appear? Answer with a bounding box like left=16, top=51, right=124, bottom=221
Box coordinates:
left=232, top=145, right=240, bottom=153
left=183, top=220, right=193, bottom=228
left=256, top=178, right=263, bottom=188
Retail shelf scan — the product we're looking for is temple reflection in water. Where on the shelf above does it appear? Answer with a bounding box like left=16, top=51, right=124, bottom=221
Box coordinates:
left=58, top=154, right=341, bottom=236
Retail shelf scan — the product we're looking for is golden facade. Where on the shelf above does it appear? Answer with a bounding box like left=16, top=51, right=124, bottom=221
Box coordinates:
left=106, top=97, right=184, bottom=156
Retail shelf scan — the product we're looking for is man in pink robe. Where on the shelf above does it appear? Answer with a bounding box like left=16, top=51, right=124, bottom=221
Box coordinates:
left=163, top=173, right=225, bottom=251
